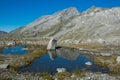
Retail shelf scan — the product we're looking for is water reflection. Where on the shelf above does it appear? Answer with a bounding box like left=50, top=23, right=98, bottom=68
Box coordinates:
left=48, top=50, right=56, bottom=60
left=19, top=47, right=109, bottom=74
left=48, top=48, right=80, bottom=61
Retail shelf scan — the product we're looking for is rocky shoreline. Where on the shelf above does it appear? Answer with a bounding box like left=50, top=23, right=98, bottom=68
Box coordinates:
left=0, top=69, right=120, bottom=80
left=0, top=42, right=120, bottom=80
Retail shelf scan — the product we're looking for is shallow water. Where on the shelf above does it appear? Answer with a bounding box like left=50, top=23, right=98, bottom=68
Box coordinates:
left=19, top=49, right=109, bottom=74
left=0, top=46, right=28, bottom=55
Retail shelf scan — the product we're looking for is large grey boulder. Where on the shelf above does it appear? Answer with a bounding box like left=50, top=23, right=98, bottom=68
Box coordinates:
left=47, top=37, right=57, bottom=50
left=0, top=64, right=9, bottom=69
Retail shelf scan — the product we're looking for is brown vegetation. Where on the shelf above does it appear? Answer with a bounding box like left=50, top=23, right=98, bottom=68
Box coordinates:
left=93, top=55, right=120, bottom=75
left=55, top=72, right=71, bottom=79
left=9, top=45, right=47, bottom=70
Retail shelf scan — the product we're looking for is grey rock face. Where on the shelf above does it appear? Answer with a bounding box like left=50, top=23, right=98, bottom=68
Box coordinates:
left=6, top=6, right=120, bottom=44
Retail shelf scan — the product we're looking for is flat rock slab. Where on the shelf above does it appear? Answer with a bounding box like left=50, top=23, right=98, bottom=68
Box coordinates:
left=0, top=64, right=9, bottom=69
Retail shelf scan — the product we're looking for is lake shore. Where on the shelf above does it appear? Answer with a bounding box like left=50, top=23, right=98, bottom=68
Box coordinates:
left=0, top=40, right=120, bottom=79
left=0, top=69, right=120, bottom=80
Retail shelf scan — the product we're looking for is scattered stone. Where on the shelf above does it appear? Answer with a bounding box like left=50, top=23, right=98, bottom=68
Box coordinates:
left=116, top=56, right=120, bottom=63
left=85, top=61, right=92, bottom=66
left=56, top=68, right=66, bottom=73
left=22, top=48, right=29, bottom=50
left=0, top=64, right=9, bottom=69
left=79, top=48, right=83, bottom=51
left=100, top=53, right=112, bottom=57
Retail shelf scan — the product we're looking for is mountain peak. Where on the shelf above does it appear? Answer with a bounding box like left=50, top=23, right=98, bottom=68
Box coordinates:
left=63, top=7, right=79, bottom=15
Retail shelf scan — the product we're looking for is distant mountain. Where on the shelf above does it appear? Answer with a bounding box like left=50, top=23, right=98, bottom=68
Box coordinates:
left=6, top=6, right=120, bottom=44
left=0, top=31, right=8, bottom=38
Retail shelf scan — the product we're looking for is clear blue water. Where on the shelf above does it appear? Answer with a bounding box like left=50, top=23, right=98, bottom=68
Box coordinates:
left=1, top=46, right=109, bottom=74
left=0, top=46, right=28, bottom=55
left=19, top=50, right=109, bottom=74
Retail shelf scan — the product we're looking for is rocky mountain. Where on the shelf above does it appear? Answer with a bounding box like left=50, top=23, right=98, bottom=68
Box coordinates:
left=6, top=6, right=120, bottom=44
left=0, top=31, right=8, bottom=38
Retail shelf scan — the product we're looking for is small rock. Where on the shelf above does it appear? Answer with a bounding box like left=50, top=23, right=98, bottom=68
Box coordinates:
left=79, top=48, right=83, bottom=51
left=56, top=68, right=66, bottom=73
left=85, top=61, right=92, bottom=66
left=100, top=53, right=112, bottom=57
left=116, top=56, right=120, bottom=63
left=22, top=48, right=29, bottom=50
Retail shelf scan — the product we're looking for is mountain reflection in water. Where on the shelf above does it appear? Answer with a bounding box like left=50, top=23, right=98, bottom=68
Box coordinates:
left=48, top=48, right=79, bottom=61
left=19, top=48, right=109, bottom=74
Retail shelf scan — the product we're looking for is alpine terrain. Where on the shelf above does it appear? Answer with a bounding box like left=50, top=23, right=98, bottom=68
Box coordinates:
left=6, top=6, right=120, bottom=44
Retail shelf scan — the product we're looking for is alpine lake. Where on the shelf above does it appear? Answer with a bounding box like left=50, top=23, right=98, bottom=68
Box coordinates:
left=0, top=45, right=109, bottom=74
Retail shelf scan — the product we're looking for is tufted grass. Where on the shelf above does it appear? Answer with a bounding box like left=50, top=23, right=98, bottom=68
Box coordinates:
left=55, top=71, right=71, bottom=79
left=39, top=72, right=53, bottom=80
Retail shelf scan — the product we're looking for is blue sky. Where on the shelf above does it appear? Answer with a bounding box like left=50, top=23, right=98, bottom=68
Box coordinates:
left=0, top=0, right=120, bottom=32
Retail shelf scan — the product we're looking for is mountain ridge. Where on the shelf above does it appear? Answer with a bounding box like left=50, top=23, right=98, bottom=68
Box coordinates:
left=0, top=31, right=8, bottom=38
left=5, top=6, right=120, bottom=44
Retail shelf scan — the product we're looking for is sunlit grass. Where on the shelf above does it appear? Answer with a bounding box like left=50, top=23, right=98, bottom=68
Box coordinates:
left=93, top=55, right=120, bottom=74
left=72, top=69, right=86, bottom=77
left=55, top=71, right=70, bottom=79
left=39, top=72, right=52, bottom=80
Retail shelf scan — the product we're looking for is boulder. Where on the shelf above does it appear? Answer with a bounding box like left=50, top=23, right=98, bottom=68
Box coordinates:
left=0, top=64, right=9, bottom=69
left=47, top=37, right=57, bottom=50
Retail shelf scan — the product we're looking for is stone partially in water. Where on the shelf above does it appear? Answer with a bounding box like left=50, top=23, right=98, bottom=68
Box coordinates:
left=56, top=68, right=66, bottom=73
left=85, top=61, right=92, bottom=66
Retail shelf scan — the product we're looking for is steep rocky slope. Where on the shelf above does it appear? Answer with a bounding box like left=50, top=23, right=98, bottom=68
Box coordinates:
left=7, top=7, right=79, bottom=38
left=6, top=6, right=120, bottom=44
left=0, top=31, right=7, bottom=38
